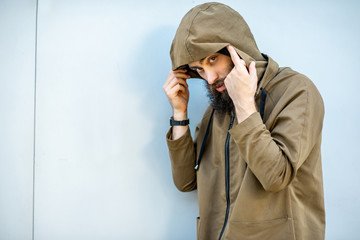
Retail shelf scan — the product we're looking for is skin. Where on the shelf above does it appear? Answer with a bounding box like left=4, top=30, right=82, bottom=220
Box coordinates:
left=163, top=45, right=257, bottom=140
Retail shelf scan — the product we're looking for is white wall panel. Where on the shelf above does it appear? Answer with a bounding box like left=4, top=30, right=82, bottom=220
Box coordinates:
left=34, top=1, right=201, bottom=239
left=0, top=1, right=37, bottom=239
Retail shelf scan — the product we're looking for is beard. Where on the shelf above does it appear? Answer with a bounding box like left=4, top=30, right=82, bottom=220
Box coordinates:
left=206, top=79, right=234, bottom=114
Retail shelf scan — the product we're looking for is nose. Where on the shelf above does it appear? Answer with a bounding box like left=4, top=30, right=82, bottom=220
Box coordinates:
left=205, top=69, right=219, bottom=85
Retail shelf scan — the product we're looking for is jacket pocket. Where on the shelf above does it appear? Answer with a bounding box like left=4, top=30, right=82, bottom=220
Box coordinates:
left=196, top=217, right=200, bottom=240
left=226, top=217, right=295, bottom=240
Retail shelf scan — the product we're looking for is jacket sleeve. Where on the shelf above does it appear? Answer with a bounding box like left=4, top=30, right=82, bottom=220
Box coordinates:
left=229, top=79, right=324, bottom=192
left=166, top=127, right=197, bottom=192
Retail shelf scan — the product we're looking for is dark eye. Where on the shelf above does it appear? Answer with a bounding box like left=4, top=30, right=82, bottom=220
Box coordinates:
left=195, top=67, right=203, bottom=72
left=209, top=56, right=217, bottom=62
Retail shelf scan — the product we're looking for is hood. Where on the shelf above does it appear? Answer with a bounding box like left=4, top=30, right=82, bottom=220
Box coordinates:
left=170, top=2, right=278, bottom=89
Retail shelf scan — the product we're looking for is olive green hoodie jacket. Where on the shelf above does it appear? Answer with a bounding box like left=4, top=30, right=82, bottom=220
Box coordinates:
left=166, top=3, right=325, bottom=240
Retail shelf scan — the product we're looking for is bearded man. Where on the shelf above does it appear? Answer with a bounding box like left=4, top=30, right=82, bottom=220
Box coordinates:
left=163, top=3, right=325, bottom=240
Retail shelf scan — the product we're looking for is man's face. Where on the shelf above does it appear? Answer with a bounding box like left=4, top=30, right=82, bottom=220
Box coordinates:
left=188, top=53, right=235, bottom=113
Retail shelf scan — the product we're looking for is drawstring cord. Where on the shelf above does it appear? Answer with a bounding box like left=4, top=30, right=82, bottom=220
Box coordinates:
left=195, top=88, right=267, bottom=171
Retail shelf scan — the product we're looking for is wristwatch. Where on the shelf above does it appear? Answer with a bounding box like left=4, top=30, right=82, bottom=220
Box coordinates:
left=169, top=116, right=190, bottom=126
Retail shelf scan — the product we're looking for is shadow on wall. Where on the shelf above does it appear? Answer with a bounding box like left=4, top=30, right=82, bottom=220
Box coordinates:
left=130, top=26, right=199, bottom=239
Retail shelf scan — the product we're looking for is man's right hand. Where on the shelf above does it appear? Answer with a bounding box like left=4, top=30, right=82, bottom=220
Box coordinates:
left=163, top=69, right=190, bottom=118
left=163, top=69, right=191, bottom=140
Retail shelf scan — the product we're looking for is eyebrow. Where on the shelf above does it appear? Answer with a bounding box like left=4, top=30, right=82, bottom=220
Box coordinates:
left=189, top=57, right=206, bottom=69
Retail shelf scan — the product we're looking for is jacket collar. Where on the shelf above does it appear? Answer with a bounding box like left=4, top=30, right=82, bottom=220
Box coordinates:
left=256, top=54, right=279, bottom=96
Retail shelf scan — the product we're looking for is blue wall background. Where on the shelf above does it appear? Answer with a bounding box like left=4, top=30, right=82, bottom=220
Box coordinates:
left=1, top=0, right=359, bottom=239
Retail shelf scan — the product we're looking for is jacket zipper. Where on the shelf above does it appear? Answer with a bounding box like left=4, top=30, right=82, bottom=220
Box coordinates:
left=218, top=112, right=235, bottom=240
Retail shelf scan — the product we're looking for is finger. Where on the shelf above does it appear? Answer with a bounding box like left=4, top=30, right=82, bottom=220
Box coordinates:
left=176, top=83, right=188, bottom=94
left=163, top=70, right=175, bottom=89
left=168, top=83, right=188, bottom=97
left=173, top=72, right=191, bottom=80
left=164, top=73, right=190, bottom=89
left=240, top=59, right=247, bottom=68
left=173, top=69, right=188, bottom=73
left=227, top=46, right=249, bottom=75
left=163, top=71, right=190, bottom=89
left=249, top=61, right=257, bottom=80
left=170, top=77, right=188, bottom=89
left=226, top=45, right=243, bottom=68
left=165, top=78, right=188, bottom=94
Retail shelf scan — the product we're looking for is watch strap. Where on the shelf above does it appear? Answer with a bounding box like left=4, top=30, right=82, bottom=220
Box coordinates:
left=170, top=116, right=189, bottom=126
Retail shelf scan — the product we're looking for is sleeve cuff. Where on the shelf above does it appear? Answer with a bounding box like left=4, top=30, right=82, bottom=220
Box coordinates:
left=166, top=127, right=193, bottom=151
left=229, top=112, right=264, bottom=140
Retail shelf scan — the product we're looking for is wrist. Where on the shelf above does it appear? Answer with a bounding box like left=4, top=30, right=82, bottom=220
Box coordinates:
left=170, top=111, right=189, bottom=140
left=236, top=110, right=256, bottom=123
left=235, top=102, right=256, bottom=123
left=173, top=110, right=188, bottom=121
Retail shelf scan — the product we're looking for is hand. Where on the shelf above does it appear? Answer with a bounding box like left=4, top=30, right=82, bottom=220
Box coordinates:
left=224, top=45, right=258, bottom=123
left=163, top=69, right=191, bottom=119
